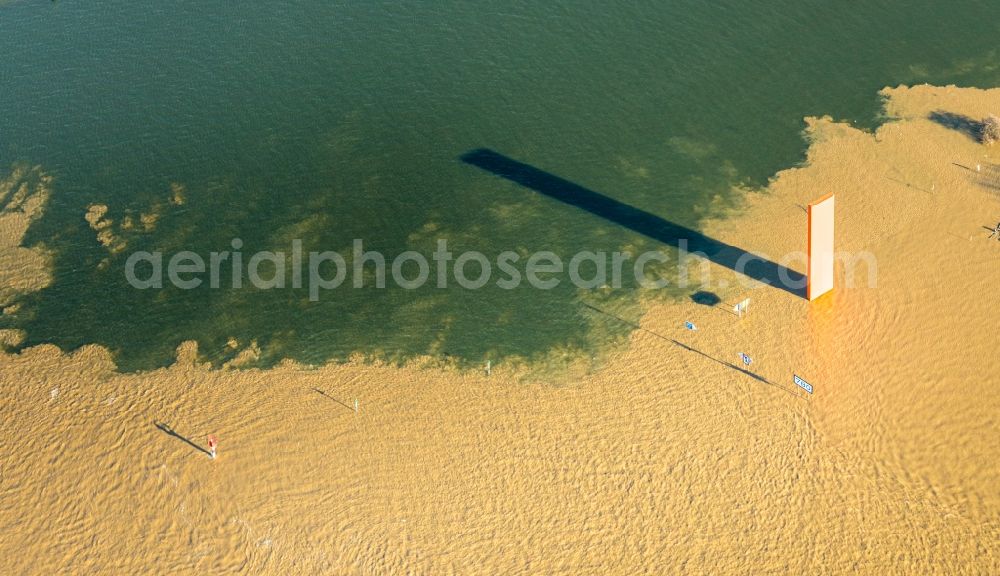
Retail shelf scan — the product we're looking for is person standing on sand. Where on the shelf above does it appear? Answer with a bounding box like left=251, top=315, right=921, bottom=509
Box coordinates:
left=991, top=222, right=1000, bottom=240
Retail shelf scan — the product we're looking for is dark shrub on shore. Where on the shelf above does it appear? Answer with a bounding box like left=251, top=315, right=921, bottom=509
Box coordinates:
left=983, top=115, right=1000, bottom=145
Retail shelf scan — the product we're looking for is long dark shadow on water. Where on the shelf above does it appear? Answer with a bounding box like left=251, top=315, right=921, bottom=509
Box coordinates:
left=461, top=149, right=806, bottom=297
left=154, top=421, right=211, bottom=457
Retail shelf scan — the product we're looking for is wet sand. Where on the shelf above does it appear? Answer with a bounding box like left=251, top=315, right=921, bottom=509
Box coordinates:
left=1, top=84, right=999, bottom=574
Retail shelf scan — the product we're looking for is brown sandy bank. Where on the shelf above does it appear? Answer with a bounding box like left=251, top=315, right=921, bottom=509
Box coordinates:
left=1, top=85, right=999, bottom=574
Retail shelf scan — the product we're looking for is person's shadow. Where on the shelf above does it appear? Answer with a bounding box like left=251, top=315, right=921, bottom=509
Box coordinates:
left=154, top=421, right=211, bottom=456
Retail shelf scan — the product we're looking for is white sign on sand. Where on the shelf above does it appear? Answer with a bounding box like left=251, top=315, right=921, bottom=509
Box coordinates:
left=793, top=374, right=814, bottom=394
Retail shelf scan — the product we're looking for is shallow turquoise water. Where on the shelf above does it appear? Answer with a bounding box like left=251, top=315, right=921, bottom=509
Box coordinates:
left=1, top=1, right=998, bottom=371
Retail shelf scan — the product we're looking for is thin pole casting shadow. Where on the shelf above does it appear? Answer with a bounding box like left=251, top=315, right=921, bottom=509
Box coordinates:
left=669, top=339, right=802, bottom=398
left=155, top=422, right=211, bottom=456
left=311, top=387, right=354, bottom=412
left=461, top=148, right=806, bottom=297
left=581, top=301, right=802, bottom=398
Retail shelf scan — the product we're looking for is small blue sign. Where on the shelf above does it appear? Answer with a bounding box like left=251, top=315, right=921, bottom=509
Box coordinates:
left=740, top=353, right=752, bottom=366
left=793, top=374, right=814, bottom=394
left=685, top=321, right=697, bottom=331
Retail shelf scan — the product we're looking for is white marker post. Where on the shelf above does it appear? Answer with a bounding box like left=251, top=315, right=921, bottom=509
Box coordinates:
left=733, top=298, right=751, bottom=318
left=207, top=434, right=218, bottom=459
